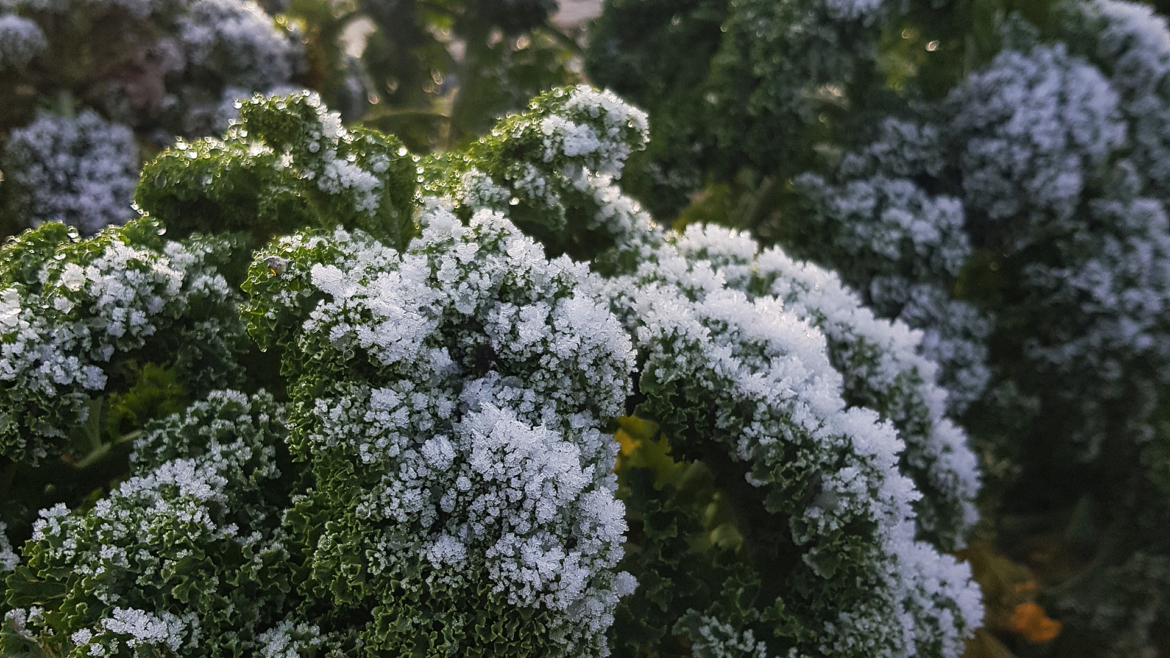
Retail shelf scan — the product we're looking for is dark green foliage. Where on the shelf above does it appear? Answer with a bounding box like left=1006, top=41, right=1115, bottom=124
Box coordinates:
left=0, top=88, right=983, bottom=658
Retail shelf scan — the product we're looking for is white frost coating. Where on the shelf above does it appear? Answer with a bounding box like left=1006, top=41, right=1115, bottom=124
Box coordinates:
left=1070, top=0, right=1170, bottom=195
left=586, top=221, right=981, bottom=656
left=793, top=118, right=992, bottom=414
left=1024, top=196, right=1170, bottom=379
left=98, top=609, right=200, bottom=651
left=1, top=110, right=138, bottom=234
left=0, top=521, right=18, bottom=571
left=949, top=43, right=1126, bottom=229
left=273, top=209, right=637, bottom=657
left=244, top=90, right=400, bottom=219
left=675, top=223, right=981, bottom=547
left=678, top=615, right=771, bottom=658
left=451, top=88, right=661, bottom=269
left=257, top=620, right=325, bottom=658
left=0, top=233, right=240, bottom=462
left=824, top=0, right=883, bottom=21
left=560, top=85, right=650, bottom=175
left=27, top=392, right=284, bottom=655
left=0, top=13, right=45, bottom=68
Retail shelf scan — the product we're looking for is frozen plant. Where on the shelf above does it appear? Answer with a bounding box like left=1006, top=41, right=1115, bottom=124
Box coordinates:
left=0, top=0, right=304, bottom=234
left=0, top=219, right=248, bottom=463
left=428, top=87, right=982, bottom=656
left=948, top=43, right=1126, bottom=244
left=1, top=110, right=139, bottom=234
left=1061, top=0, right=1170, bottom=198
left=673, top=223, right=981, bottom=549
left=793, top=119, right=992, bottom=413
left=0, top=89, right=982, bottom=658
left=4, top=391, right=310, bottom=658
left=0, top=522, right=17, bottom=572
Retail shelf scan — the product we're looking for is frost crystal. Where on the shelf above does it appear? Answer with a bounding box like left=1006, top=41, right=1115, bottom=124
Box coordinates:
left=0, top=223, right=246, bottom=463
left=0, top=521, right=18, bottom=572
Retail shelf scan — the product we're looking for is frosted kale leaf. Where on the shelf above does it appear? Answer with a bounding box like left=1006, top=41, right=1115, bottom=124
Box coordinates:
left=949, top=43, right=1125, bottom=241
left=0, top=218, right=247, bottom=463
left=1, top=391, right=293, bottom=658
left=587, top=227, right=980, bottom=657
left=425, top=85, right=654, bottom=266
left=136, top=91, right=417, bottom=249
left=673, top=223, right=980, bottom=549
left=791, top=119, right=992, bottom=413
left=1061, top=0, right=1170, bottom=198
left=244, top=205, right=636, bottom=657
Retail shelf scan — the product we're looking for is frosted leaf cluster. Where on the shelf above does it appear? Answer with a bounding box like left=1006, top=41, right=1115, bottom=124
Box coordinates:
left=440, top=90, right=980, bottom=656
left=0, top=0, right=303, bottom=233
left=944, top=4, right=1170, bottom=451
left=179, top=0, right=295, bottom=91
left=241, top=90, right=406, bottom=223
left=250, top=207, right=636, bottom=656
left=949, top=43, right=1126, bottom=233
left=13, top=390, right=299, bottom=657
left=0, top=225, right=243, bottom=463
left=1017, top=190, right=1170, bottom=453
left=448, top=84, right=655, bottom=264
left=0, top=87, right=986, bottom=658
left=256, top=620, right=327, bottom=658
left=590, top=223, right=980, bottom=656
left=673, top=224, right=980, bottom=547
left=793, top=119, right=992, bottom=413
left=675, top=614, right=771, bottom=658
left=1, top=110, right=138, bottom=234
left=0, top=13, right=45, bottom=69
left=0, top=521, right=17, bottom=572
left=1071, top=0, right=1170, bottom=197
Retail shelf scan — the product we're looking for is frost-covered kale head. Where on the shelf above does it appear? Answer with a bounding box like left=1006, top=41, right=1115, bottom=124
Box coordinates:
left=1, top=89, right=982, bottom=658
left=407, top=87, right=983, bottom=657
left=0, top=217, right=248, bottom=464
left=591, top=0, right=1170, bottom=653
left=136, top=91, right=418, bottom=250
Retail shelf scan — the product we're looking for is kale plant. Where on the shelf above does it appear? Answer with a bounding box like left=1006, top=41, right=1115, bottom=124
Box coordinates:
left=587, top=0, right=1170, bottom=654
left=0, top=89, right=981, bottom=658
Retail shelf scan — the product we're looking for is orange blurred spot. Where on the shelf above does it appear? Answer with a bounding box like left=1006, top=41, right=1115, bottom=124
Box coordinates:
left=1010, top=602, right=1062, bottom=643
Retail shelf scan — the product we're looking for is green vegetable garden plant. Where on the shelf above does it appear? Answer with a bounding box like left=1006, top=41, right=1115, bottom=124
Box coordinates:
left=588, top=0, right=1170, bottom=654
left=0, top=88, right=984, bottom=657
